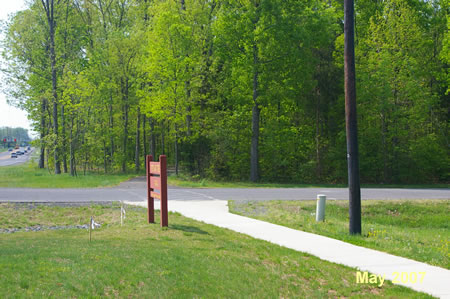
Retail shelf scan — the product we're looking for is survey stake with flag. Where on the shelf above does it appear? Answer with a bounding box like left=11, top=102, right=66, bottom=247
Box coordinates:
left=146, top=155, right=168, bottom=227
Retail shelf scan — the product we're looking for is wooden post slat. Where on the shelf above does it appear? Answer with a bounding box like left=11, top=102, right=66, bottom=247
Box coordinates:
left=150, top=176, right=161, bottom=190
left=150, top=191, right=161, bottom=199
left=146, top=155, right=154, bottom=223
left=160, top=155, right=168, bottom=227
left=149, top=162, right=161, bottom=175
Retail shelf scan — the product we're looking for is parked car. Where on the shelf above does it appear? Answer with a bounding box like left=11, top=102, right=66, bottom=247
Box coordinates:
left=11, top=153, right=17, bottom=158
left=17, top=151, right=23, bottom=155
left=8, top=148, right=13, bottom=151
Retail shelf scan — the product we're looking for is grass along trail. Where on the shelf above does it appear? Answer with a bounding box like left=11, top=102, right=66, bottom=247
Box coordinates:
left=229, top=199, right=450, bottom=269
left=0, top=203, right=429, bottom=298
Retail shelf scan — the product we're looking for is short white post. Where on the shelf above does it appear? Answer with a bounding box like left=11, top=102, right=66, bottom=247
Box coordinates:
left=316, top=194, right=327, bottom=222
left=121, top=202, right=123, bottom=227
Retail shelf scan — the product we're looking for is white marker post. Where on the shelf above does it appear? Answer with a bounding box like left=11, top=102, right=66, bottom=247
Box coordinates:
left=316, top=194, right=327, bottom=222
left=120, top=202, right=126, bottom=226
left=121, top=202, right=123, bottom=226
left=89, top=216, right=92, bottom=242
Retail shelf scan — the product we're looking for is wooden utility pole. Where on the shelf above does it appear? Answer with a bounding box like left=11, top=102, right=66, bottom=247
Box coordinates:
left=344, top=0, right=361, bottom=234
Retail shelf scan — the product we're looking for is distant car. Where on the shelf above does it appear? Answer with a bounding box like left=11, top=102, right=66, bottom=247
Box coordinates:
left=17, top=151, right=23, bottom=155
left=8, top=148, right=13, bottom=151
left=24, top=150, right=28, bottom=153
left=27, top=146, right=31, bottom=150
left=11, top=153, right=17, bottom=158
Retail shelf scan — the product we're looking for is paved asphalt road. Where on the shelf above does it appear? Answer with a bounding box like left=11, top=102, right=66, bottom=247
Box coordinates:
left=0, top=176, right=448, bottom=203
left=0, top=147, right=34, bottom=167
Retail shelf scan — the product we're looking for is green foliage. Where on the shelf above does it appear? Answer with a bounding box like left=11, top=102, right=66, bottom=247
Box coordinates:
left=1, top=0, right=448, bottom=183
left=356, top=0, right=449, bottom=183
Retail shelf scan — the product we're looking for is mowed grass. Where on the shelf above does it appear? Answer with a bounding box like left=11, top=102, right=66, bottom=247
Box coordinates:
left=0, top=163, right=138, bottom=188
left=0, top=204, right=428, bottom=298
left=229, top=200, right=450, bottom=269
left=168, top=174, right=449, bottom=189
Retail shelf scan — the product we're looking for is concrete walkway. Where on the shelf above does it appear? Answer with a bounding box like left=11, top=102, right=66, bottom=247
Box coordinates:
left=125, top=199, right=450, bottom=298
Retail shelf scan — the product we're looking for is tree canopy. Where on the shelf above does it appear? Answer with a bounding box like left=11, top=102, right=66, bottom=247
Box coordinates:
left=1, top=0, right=448, bottom=183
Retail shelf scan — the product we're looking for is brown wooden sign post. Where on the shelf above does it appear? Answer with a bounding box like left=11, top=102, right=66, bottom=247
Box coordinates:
left=146, top=155, right=168, bottom=227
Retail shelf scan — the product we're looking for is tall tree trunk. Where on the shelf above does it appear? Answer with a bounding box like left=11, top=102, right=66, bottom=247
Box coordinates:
left=70, top=115, right=75, bottom=176
left=39, top=98, right=47, bottom=169
left=250, top=42, right=260, bottom=182
left=315, top=92, right=321, bottom=180
left=121, top=79, right=129, bottom=173
left=109, top=98, right=114, bottom=168
left=143, top=115, right=147, bottom=156
left=103, top=140, right=108, bottom=173
left=135, top=108, right=141, bottom=173
left=61, top=105, right=68, bottom=173
left=250, top=104, right=260, bottom=182
left=175, top=124, right=179, bottom=175
left=161, top=121, right=165, bottom=155
left=151, top=118, right=156, bottom=158
left=186, top=89, right=192, bottom=137
left=42, top=0, right=61, bottom=174
left=381, top=111, right=388, bottom=183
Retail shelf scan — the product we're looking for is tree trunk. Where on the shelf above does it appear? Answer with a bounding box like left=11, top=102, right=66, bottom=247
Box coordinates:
left=109, top=98, right=114, bottom=168
left=250, top=42, right=260, bottom=182
left=315, top=92, right=321, bottom=180
left=143, top=115, right=147, bottom=156
left=250, top=104, right=260, bottom=182
left=39, top=145, right=46, bottom=169
left=151, top=118, right=156, bottom=158
left=70, top=115, right=75, bottom=176
left=186, top=98, right=192, bottom=137
left=135, top=108, right=141, bottom=173
left=381, top=111, right=388, bottom=183
left=103, top=140, right=107, bottom=173
left=121, top=79, right=129, bottom=173
left=43, top=0, right=61, bottom=174
left=175, top=124, right=179, bottom=176
left=161, top=121, right=165, bottom=155
left=61, top=105, right=68, bottom=173
left=39, top=98, right=47, bottom=169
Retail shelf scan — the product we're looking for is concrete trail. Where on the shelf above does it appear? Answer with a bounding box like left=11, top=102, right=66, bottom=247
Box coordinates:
left=126, top=199, right=450, bottom=299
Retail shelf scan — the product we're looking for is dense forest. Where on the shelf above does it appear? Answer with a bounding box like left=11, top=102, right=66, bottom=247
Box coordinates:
left=1, top=0, right=448, bottom=183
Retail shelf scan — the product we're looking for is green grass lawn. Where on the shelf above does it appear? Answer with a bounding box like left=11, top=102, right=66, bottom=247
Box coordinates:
left=229, top=199, right=450, bottom=269
left=0, top=203, right=429, bottom=298
left=0, top=163, right=138, bottom=188
left=168, top=174, right=449, bottom=189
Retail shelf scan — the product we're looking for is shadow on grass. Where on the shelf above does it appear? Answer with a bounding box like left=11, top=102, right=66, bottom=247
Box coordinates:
left=170, top=224, right=209, bottom=235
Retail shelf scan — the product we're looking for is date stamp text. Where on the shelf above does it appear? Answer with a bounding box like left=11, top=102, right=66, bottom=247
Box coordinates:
left=356, top=271, right=426, bottom=287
